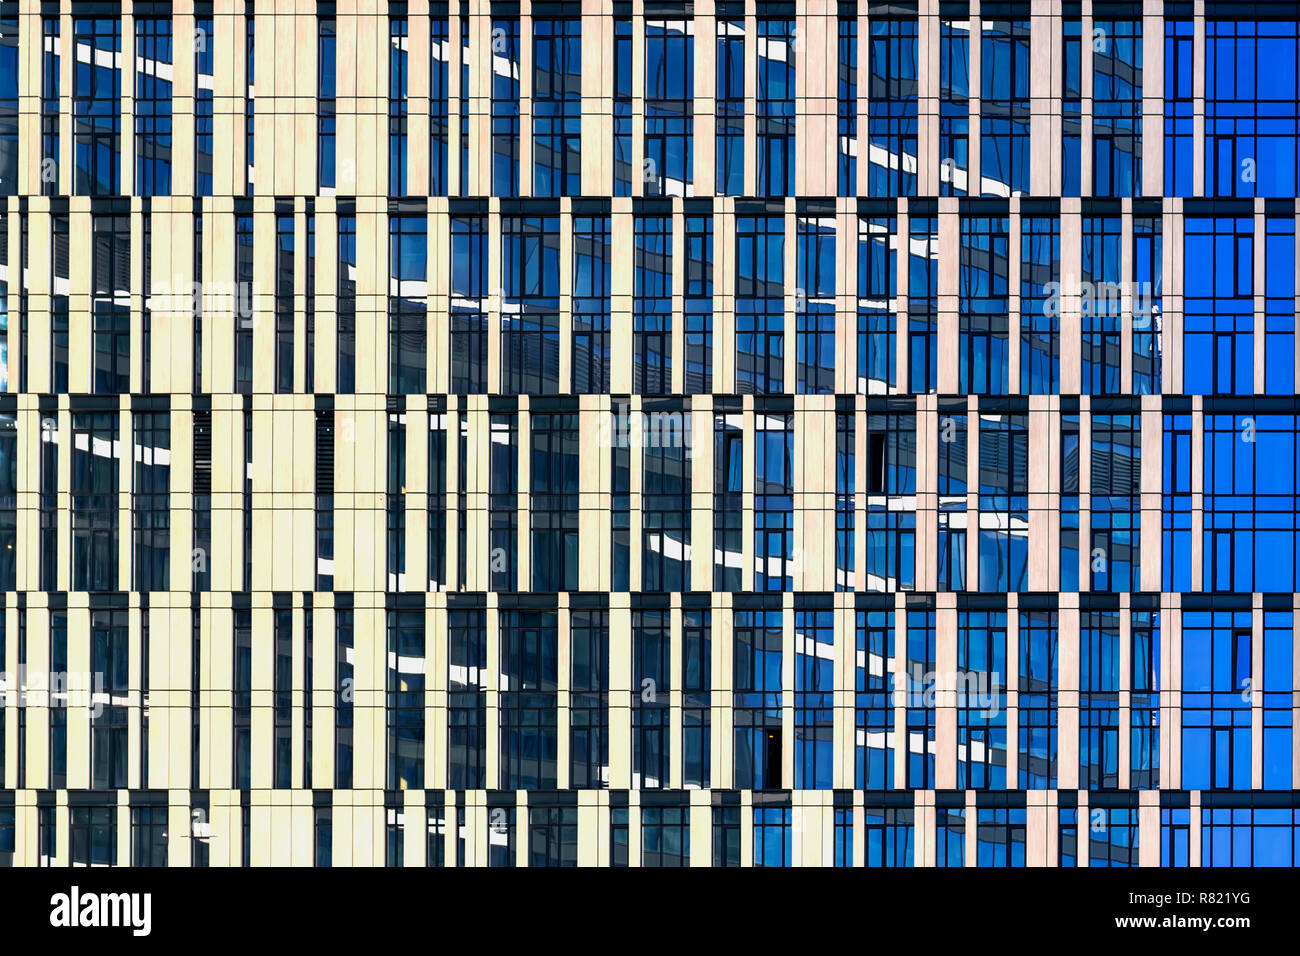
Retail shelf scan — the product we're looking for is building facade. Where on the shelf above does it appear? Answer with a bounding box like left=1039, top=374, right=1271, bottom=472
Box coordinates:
left=0, top=0, right=1294, bottom=867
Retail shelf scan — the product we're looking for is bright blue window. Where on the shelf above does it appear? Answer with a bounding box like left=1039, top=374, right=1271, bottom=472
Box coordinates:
left=1182, top=609, right=1252, bottom=791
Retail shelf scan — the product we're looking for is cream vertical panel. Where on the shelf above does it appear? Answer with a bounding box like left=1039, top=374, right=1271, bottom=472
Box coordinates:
left=471, top=398, right=493, bottom=594
left=24, top=602, right=49, bottom=790
left=514, top=400, right=530, bottom=588
left=54, top=12, right=71, bottom=197
left=1008, top=200, right=1021, bottom=391
left=448, top=5, right=464, bottom=197
left=26, top=203, right=50, bottom=393
left=967, top=11, right=980, bottom=196
left=782, top=201, right=796, bottom=395
left=853, top=399, right=867, bottom=590
left=668, top=596, right=683, bottom=789
left=121, top=12, right=135, bottom=197
left=250, top=604, right=273, bottom=792
left=163, top=602, right=192, bottom=791
left=936, top=198, right=959, bottom=393
left=212, top=4, right=242, bottom=198
left=608, top=595, right=631, bottom=790
left=741, top=398, right=754, bottom=583
left=965, top=398, right=980, bottom=591
left=1121, top=203, right=1134, bottom=391
left=313, top=599, right=335, bottom=790
left=714, top=198, right=734, bottom=391
left=485, top=595, right=500, bottom=790
left=407, top=0, right=430, bottom=197
left=1140, top=395, right=1162, bottom=591
left=273, top=8, right=302, bottom=196
left=128, top=602, right=143, bottom=790
left=66, top=601, right=90, bottom=789
left=837, top=203, right=856, bottom=396
left=915, top=394, right=936, bottom=592
left=518, top=5, right=533, bottom=197
left=151, top=201, right=195, bottom=394
left=581, top=0, right=613, bottom=195
left=558, top=201, right=572, bottom=392
left=361, top=5, right=390, bottom=199
left=58, top=402, right=71, bottom=593
left=694, top=4, right=716, bottom=196
left=1079, top=10, right=1093, bottom=194
left=426, top=204, right=447, bottom=395
left=627, top=396, right=642, bottom=589
left=1141, top=0, right=1163, bottom=196
left=1030, top=0, right=1059, bottom=196
left=406, top=402, right=428, bottom=589
left=295, top=399, right=316, bottom=589
left=917, top=0, right=940, bottom=196
left=333, top=403, right=355, bottom=592
left=832, top=595, right=852, bottom=789
left=781, top=592, right=794, bottom=789
left=487, top=199, right=501, bottom=391
left=891, top=596, right=908, bottom=794
left=1059, top=198, right=1081, bottom=394
left=1189, top=395, right=1202, bottom=592
left=118, top=405, right=132, bottom=593
left=742, top=6, right=756, bottom=196
left=713, top=593, right=732, bottom=788
left=207, top=602, right=235, bottom=791
left=470, top=6, right=493, bottom=198
left=16, top=12, right=40, bottom=195
left=855, top=12, right=870, bottom=195
left=206, top=202, right=234, bottom=395
left=689, top=397, right=712, bottom=591
left=17, top=405, right=42, bottom=592
left=1165, top=199, right=1182, bottom=393
left=354, top=600, right=384, bottom=792
left=585, top=395, right=613, bottom=590
left=630, top=7, right=644, bottom=198
left=1166, top=593, right=1181, bottom=788
left=610, top=200, right=633, bottom=393
left=796, top=0, right=835, bottom=197
left=934, top=591, right=956, bottom=789
left=1191, top=1, right=1204, bottom=197
left=1078, top=399, right=1091, bottom=591
left=317, top=202, right=339, bottom=392
left=173, top=14, right=197, bottom=197
left=555, top=598, right=570, bottom=790
left=1118, top=593, right=1132, bottom=788
left=356, top=199, right=388, bottom=397
left=1253, top=201, right=1266, bottom=393
left=70, top=201, right=95, bottom=395
left=428, top=597, right=445, bottom=790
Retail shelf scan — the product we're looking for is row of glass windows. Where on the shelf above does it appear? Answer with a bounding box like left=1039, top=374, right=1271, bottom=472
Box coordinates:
left=4, top=797, right=1297, bottom=868
left=16, top=201, right=1300, bottom=398
left=2, top=601, right=1286, bottom=793
left=16, top=401, right=1300, bottom=595
left=16, top=14, right=1300, bottom=199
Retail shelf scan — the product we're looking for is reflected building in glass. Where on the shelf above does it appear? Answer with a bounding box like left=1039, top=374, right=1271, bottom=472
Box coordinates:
left=0, top=0, right=1294, bottom=867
